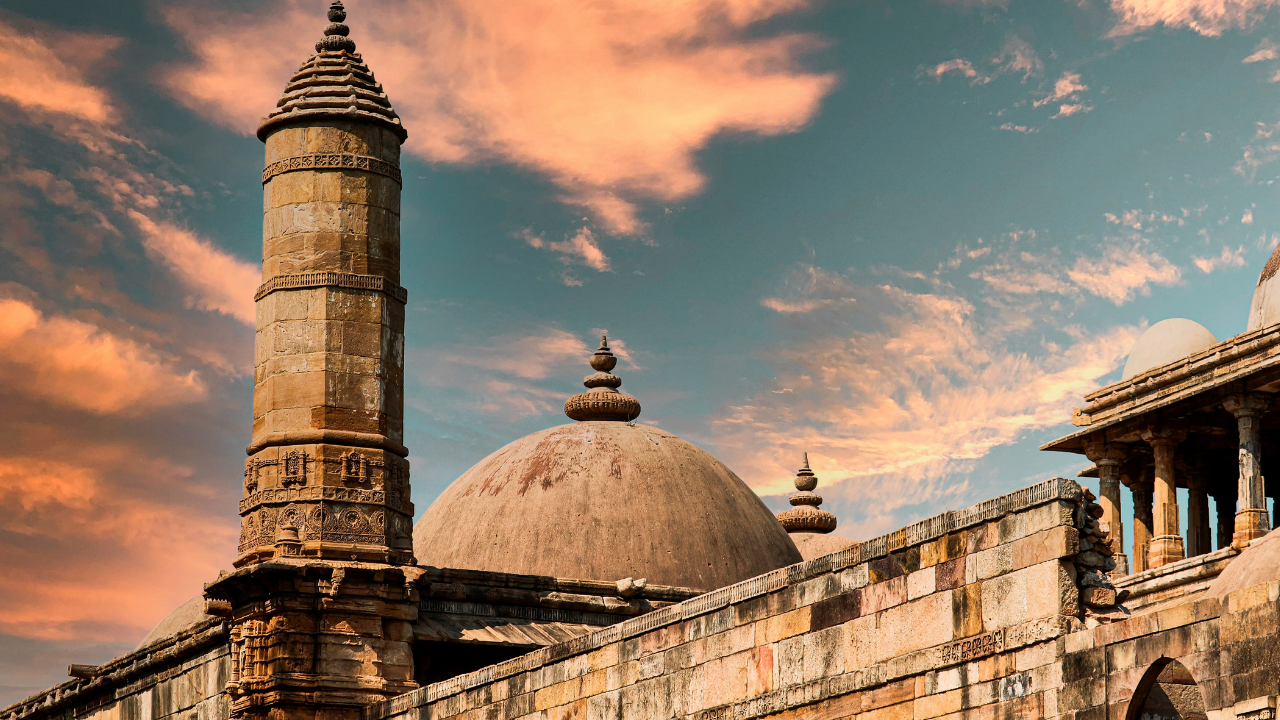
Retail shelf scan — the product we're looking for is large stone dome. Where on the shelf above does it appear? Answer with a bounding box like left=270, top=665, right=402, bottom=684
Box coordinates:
left=413, top=421, right=803, bottom=590
left=1121, top=318, right=1217, bottom=380
left=1249, top=244, right=1280, bottom=330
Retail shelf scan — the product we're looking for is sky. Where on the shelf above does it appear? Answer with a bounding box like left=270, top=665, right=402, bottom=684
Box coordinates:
left=2, top=0, right=1280, bottom=703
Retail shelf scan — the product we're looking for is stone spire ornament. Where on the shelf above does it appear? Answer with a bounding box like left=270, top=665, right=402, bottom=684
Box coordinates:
left=776, top=453, right=838, bottom=533
left=565, top=335, right=642, bottom=422
left=316, top=1, right=356, bottom=53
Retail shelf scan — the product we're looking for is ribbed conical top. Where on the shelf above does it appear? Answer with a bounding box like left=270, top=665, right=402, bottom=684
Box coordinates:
left=564, top=335, right=641, bottom=422
left=776, top=453, right=838, bottom=533
left=257, top=1, right=406, bottom=142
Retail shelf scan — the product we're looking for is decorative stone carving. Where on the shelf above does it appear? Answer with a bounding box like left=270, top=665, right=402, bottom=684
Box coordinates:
left=776, top=453, right=839, bottom=533
left=262, top=153, right=401, bottom=185
left=253, top=271, right=408, bottom=303
left=564, top=336, right=641, bottom=421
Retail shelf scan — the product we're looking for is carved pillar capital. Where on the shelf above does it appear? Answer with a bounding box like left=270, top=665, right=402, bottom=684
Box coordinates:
left=1084, top=439, right=1129, bottom=468
left=1225, top=392, right=1271, bottom=418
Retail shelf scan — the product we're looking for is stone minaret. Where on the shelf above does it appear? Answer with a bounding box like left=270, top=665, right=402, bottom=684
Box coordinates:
left=206, top=7, right=419, bottom=720
left=235, top=0, right=412, bottom=568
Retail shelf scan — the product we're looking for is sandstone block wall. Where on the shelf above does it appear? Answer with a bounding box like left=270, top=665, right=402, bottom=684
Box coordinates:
left=367, top=479, right=1093, bottom=720
left=1, top=623, right=229, bottom=720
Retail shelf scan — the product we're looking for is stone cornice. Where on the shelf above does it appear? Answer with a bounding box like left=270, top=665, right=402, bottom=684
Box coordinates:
left=263, top=152, right=402, bottom=185
left=254, top=271, right=408, bottom=303
left=1043, top=324, right=1280, bottom=452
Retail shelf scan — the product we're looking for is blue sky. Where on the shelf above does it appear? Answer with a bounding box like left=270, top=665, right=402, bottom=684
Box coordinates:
left=2, top=0, right=1280, bottom=703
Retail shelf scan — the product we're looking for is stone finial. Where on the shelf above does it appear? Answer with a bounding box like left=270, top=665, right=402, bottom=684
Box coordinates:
left=776, top=453, right=838, bottom=533
left=316, top=1, right=357, bottom=53
left=565, top=335, right=642, bottom=422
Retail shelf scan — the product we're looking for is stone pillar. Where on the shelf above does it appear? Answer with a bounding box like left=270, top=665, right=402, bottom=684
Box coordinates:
left=206, top=7, right=419, bottom=720
left=1213, top=479, right=1237, bottom=551
left=1142, top=426, right=1186, bottom=568
left=1225, top=393, right=1271, bottom=546
left=1131, top=478, right=1153, bottom=573
left=1186, top=473, right=1210, bottom=557
left=1085, top=439, right=1129, bottom=577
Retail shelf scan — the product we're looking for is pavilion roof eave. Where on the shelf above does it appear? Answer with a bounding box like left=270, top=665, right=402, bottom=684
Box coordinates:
left=1041, top=323, right=1280, bottom=455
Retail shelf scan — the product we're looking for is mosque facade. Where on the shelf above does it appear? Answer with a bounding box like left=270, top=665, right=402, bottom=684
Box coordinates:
left=7, top=4, right=1280, bottom=720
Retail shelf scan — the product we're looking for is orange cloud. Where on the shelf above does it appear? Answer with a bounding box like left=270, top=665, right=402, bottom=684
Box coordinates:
left=161, top=0, right=837, bottom=235
left=1110, top=0, right=1280, bottom=36
left=0, top=297, right=206, bottom=414
left=714, top=264, right=1140, bottom=538
left=0, top=19, right=119, bottom=123
left=129, top=211, right=259, bottom=325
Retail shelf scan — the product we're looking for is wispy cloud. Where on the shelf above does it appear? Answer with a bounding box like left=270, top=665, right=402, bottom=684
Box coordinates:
left=1067, top=244, right=1181, bottom=304
left=520, top=227, right=612, bottom=286
left=997, top=122, right=1039, bottom=134
left=761, top=265, right=856, bottom=313
left=161, top=0, right=837, bottom=236
left=1193, top=245, right=1247, bottom=273
left=1245, top=37, right=1279, bottom=63
left=1109, top=0, right=1280, bottom=36
left=129, top=212, right=258, bottom=325
left=1034, top=71, right=1089, bottom=113
left=0, top=19, right=119, bottom=123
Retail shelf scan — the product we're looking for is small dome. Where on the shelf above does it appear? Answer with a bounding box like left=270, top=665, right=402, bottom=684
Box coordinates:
left=135, top=595, right=215, bottom=650
left=791, top=533, right=858, bottom=561
left=413, top=422, right=803, bottom=590
left=1121, top=319, right=1217, bottom=380
left=1206, top=527, right=1280, bottom=599
left=1248, top=244, right=1280, bottom=330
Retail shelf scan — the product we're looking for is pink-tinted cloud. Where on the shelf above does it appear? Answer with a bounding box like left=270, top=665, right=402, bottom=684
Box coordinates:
left=1193, top=244, right=1247, bottom=272
left=521, top=227, right=612, bottom=285
left=0, top=19, right=119, bottom=123
left=1034, top=71, right=1088, bottom=109
left=129, top=211, right=259, bottom=325
left=0, top=297, right=206, bottom=415
left=1110, top=0, right=1280, bottom=36
left=1067, top=244, right=1181, bottom=304
left=716, top=274, right=1140, bottom=511
left=923, top=58, right=989, bottom=84
left=161, top=0, right=837, bottom=236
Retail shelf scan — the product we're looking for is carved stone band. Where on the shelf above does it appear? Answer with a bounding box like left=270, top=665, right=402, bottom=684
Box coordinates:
left=262, top=153, right=402, bottom=184
left=255, top=271, right=408, bottom=303
left=247, top=429, right=410, bottom=457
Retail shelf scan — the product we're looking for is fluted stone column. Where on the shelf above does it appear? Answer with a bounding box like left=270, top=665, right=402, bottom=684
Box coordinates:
left=1225, top=393, right=1270, bottom=546
left=1142, top=426, right=1186, bottom=568
left=1085, top=439, right=1129, bottom=577
left=1131, top=477, right=1153, bottom=573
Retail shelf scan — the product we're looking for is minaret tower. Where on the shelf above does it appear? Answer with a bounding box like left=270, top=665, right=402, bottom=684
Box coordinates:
left=205, top=7, right=419, bottom=720
left=236, top=0, right=412, bottom=568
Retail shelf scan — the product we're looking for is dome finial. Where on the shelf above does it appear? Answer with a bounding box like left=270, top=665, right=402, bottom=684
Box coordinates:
left=316, top=0, right=357, bottom=54
left=565, top=333, right=641, bottom=422
left=776, top=453, right=837, bottom=533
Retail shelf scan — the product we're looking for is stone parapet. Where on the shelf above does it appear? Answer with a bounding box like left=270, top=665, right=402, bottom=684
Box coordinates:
left=365, top=478, right=1096, bottom=720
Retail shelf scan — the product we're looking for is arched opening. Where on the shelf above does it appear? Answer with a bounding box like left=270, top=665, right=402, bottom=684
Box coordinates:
left=1126, top=658, right=1207, bottom=720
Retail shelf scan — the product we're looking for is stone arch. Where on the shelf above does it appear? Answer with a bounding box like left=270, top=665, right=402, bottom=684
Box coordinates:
left=1125, top=657, right=1207, bottom=720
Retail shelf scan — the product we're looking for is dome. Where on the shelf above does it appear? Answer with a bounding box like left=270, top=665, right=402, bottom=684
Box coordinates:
left=1206, top=527, right=1280, bottom=600
left=1121, top=319, right=1217, bottom=380
left=413, top=422, right=803, bottom=590
left=791, top=533, right=858, bottom=561
left=135, top=595, right=215, bottom=650
left=1248, top=244, right=1280, bottom=330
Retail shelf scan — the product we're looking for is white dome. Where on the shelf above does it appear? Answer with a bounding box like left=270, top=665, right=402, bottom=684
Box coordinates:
left=1121, top=319, right=1217, bottom=380
left=1248, top=246, right=1280, bottom=331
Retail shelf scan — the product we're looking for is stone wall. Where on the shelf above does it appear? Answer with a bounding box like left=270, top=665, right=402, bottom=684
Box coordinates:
left=2, top=622, right=229, bottom=720
left=366, top=479, right=1095, bottom=720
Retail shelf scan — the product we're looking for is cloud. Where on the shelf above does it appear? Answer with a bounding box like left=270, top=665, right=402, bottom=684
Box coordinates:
left=1193, top=245, right=1247, bottom=272
left=716, top=273, right=1141, bottom=523
left=1245, top=38, right=1279, bottom=63
left=1244, top=208, right=1255, bottom=224
left=161, top=0, right=837, bottom=236
left=521, top=227, right=612, bottom=285
left=923, top=58, right=990, bottom=85
left=0, top=19, right=119, bottom=123
left=0, top=297, right=206, bottom=415
left=129, top=212, right=259, bottom=325
left=1067, top=244, right=1181, bottom=304
left=992, top=35, right=1044, bottom=81
left=762, top=265, right=856, bottom=313
left=1052, top=103, right=1093, bottom=119
left=1034, top=71, right=1088, bottom=109
left=997, top=123, right=1039, bottom=133
left=1109, top=0, right=1280, bottom=36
